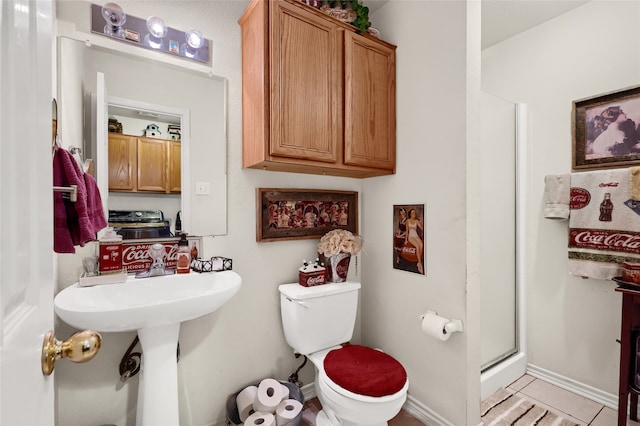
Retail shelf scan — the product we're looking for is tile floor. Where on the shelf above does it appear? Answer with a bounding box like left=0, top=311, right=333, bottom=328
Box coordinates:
left=504, top=374, right=640, bottom=426
left=300, top=375, right=640, bottom=425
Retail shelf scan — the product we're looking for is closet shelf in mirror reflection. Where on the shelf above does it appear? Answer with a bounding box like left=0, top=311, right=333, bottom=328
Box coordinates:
left=53, top=185, right=78, bottom=202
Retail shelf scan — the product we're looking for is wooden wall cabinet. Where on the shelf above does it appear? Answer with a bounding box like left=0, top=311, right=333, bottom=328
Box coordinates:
left=108, top=134, right=137, bottom=191
left=108, top=134, right=181, bottom=194
left=239, top=0, right=396, bottom=178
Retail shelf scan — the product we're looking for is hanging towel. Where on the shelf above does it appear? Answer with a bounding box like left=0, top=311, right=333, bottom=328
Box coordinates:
left=53, top=148, right=106, bottom=253
left=84, top=172, right=108, bottom=234
left=568, top=168, right=640, bottom=279
left=630, top=166, right=640, bottom=201
left=543, top=174, right=570, bottom=220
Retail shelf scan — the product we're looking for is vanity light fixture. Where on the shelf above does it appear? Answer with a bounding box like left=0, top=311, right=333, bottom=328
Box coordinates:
left=90, top=3, right=210, bottom=64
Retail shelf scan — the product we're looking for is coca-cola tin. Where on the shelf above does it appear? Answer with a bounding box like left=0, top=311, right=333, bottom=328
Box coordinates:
left=299, top=270, right=326, bottom=287
left=622, top=262, right=640, bottom=285
left=121, top=236, right=202, bottom=272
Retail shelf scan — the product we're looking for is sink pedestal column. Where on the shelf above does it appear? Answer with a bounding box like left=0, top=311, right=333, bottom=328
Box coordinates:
left=136, top=323, right=181, bottom=426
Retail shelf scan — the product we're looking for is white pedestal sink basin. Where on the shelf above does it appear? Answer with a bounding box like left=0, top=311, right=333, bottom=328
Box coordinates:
left=54, top=270, right=242, bottom=426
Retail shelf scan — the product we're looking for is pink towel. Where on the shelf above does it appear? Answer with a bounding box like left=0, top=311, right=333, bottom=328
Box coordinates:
left=53, top=150, right=75, bottom=253
left=84, top=172, right=107, bottom=233
left=53, top=148, right=106, bottom=253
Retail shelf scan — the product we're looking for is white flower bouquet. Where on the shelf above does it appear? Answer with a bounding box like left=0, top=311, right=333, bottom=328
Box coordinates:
left=317, top=229, right=362, bottom=257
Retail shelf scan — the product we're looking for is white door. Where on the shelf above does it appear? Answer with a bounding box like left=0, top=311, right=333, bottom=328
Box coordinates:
left=0, top=1, right=55, bottom=425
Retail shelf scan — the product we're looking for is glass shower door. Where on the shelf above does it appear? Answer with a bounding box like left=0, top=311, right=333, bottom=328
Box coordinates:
left=480, top=91, right=517, bottom=371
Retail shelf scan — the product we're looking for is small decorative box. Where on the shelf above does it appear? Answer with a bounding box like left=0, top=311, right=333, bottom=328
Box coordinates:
left=191, top=257, right=233, bottom=273
left=298, top=260, right=326, bottom=287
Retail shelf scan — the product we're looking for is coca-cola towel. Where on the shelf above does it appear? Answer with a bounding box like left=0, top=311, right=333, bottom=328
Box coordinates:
left=544, top=174, right=570, bottom=220
left=568, top=168, right=640, bottom=279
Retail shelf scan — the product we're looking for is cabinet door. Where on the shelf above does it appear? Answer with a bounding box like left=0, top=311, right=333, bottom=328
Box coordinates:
left=269, top=1, right=342, bottom=163
left=344, top=31, right=396, bottom=170
left=137, top=137, right=167, bottom=192
left=108, top=133, right=137, bottom=191
left=168, top=141, right=181, bottom=193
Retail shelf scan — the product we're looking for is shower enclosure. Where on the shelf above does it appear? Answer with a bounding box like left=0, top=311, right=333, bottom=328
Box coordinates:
left=479, top=92, right=527, bottom=399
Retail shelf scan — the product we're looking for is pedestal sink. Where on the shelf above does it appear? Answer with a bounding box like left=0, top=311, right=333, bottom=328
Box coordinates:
left=54, top=270, right=242, bottom=426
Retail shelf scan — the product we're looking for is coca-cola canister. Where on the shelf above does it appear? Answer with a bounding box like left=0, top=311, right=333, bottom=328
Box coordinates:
left=299, top=270, right=326, bottom=287
left=622, top=262, right=640, bottom=285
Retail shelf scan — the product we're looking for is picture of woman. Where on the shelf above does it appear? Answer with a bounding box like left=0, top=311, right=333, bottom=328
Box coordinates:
left=394, top=208, right=407, bottom=266
left=406, top=209, right=424, bottom=274
left=393, top=204, right=425, bottom=275
left=585, top=101, right=640, bottom=160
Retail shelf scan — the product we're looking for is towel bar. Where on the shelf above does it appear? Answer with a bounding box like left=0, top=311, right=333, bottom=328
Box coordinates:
left=53, top=185, right=77, bottom=202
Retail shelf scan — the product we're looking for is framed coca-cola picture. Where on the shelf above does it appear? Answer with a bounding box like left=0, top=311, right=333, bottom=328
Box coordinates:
left=256, top=188, right=358, bottom=242
left=573, top=85, right=640, bottom=171
left=393, top=204, right=425, bottom=275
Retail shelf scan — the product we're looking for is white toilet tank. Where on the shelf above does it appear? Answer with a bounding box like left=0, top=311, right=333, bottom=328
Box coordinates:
left=279, top=282, right=361, bottom=355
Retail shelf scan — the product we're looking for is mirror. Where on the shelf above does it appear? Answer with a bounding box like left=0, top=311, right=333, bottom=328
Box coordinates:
left=57, top=36, right=227, bottom=238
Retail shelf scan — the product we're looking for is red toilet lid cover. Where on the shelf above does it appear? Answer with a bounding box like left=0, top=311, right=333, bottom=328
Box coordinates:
left=323, top=344, right=407, bottom=397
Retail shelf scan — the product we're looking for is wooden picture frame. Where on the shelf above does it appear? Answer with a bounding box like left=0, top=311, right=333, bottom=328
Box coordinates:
left=256, top=188, right=358, bottom=242
left=573, top=85, right=640, bottom=171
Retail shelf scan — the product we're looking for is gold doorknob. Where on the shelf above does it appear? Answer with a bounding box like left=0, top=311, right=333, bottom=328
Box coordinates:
left=41, top=330, right=102, bottom=376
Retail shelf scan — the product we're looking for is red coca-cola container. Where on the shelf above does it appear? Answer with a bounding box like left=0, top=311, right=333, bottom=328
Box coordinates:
left=622, top=262, right=640, bottom=285
left=99, top=228, right=123, bottom=274
left=299, top=269, right=326, bottom=287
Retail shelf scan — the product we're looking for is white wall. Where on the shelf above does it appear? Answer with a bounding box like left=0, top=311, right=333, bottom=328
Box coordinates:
left=483, top=0, right=640, bottom=397
left=363, top=2, right=481, bottom=425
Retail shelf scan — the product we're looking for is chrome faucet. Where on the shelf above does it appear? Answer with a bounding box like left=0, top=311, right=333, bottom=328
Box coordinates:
left=135, top=243, right=175, bottom=278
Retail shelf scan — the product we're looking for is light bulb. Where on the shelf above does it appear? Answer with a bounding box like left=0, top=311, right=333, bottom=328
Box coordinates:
left=180, top=29, right=205, bottom=59
left=146, top=16, right=167, bottom=39
left=101, top=3, right=126, bottom=38
left=144, top=16, right=167, bottom=49
left=185, top=29, right=204, bottom=49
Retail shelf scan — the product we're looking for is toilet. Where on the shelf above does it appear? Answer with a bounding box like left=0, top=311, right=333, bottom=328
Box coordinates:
left=279, top=281, right=409, bottom=426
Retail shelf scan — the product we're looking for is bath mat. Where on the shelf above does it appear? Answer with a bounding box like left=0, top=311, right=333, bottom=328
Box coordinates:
left=481, top=388, right=580, bottom=426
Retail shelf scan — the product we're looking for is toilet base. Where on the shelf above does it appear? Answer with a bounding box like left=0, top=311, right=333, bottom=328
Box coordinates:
left=315, top=410, right=333, bottom=426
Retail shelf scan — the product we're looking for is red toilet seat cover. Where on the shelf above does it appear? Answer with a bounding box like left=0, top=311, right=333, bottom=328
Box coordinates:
left=323, top=344, right=407, bottom=397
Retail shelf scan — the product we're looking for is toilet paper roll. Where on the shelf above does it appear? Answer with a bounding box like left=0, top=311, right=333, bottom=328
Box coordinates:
left=280, top=384, right=290, bottom=401
left=236, top=385, right=258, bottom=422
left=244, top=411, right=275, bottom=426
left=421, top=311, right=452, bottom=341
left=254, top=378, right=284, bottom=413
left=275, top=399, right=303, bottom=426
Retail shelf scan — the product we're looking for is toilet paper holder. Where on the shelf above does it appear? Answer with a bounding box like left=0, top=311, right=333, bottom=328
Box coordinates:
left=419, top=310, right=464, bottom=335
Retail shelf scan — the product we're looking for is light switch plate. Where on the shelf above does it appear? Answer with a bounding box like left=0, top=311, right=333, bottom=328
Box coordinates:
left=195, top=181, right=211, bottom=195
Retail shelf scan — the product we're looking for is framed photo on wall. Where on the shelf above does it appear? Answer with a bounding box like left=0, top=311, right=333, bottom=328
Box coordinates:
left=573, top=85, right=640, bottom=170
left=256, top=188, right=358, bottom=242
left=393, top=204, right=425, bottom=275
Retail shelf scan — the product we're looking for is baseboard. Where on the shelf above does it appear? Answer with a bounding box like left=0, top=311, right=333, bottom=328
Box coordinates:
left=403, top=393, right=456, bottom=426
left=526, top=363, right=618, bottom=409
left=300, top=382, right=316, bottom=402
